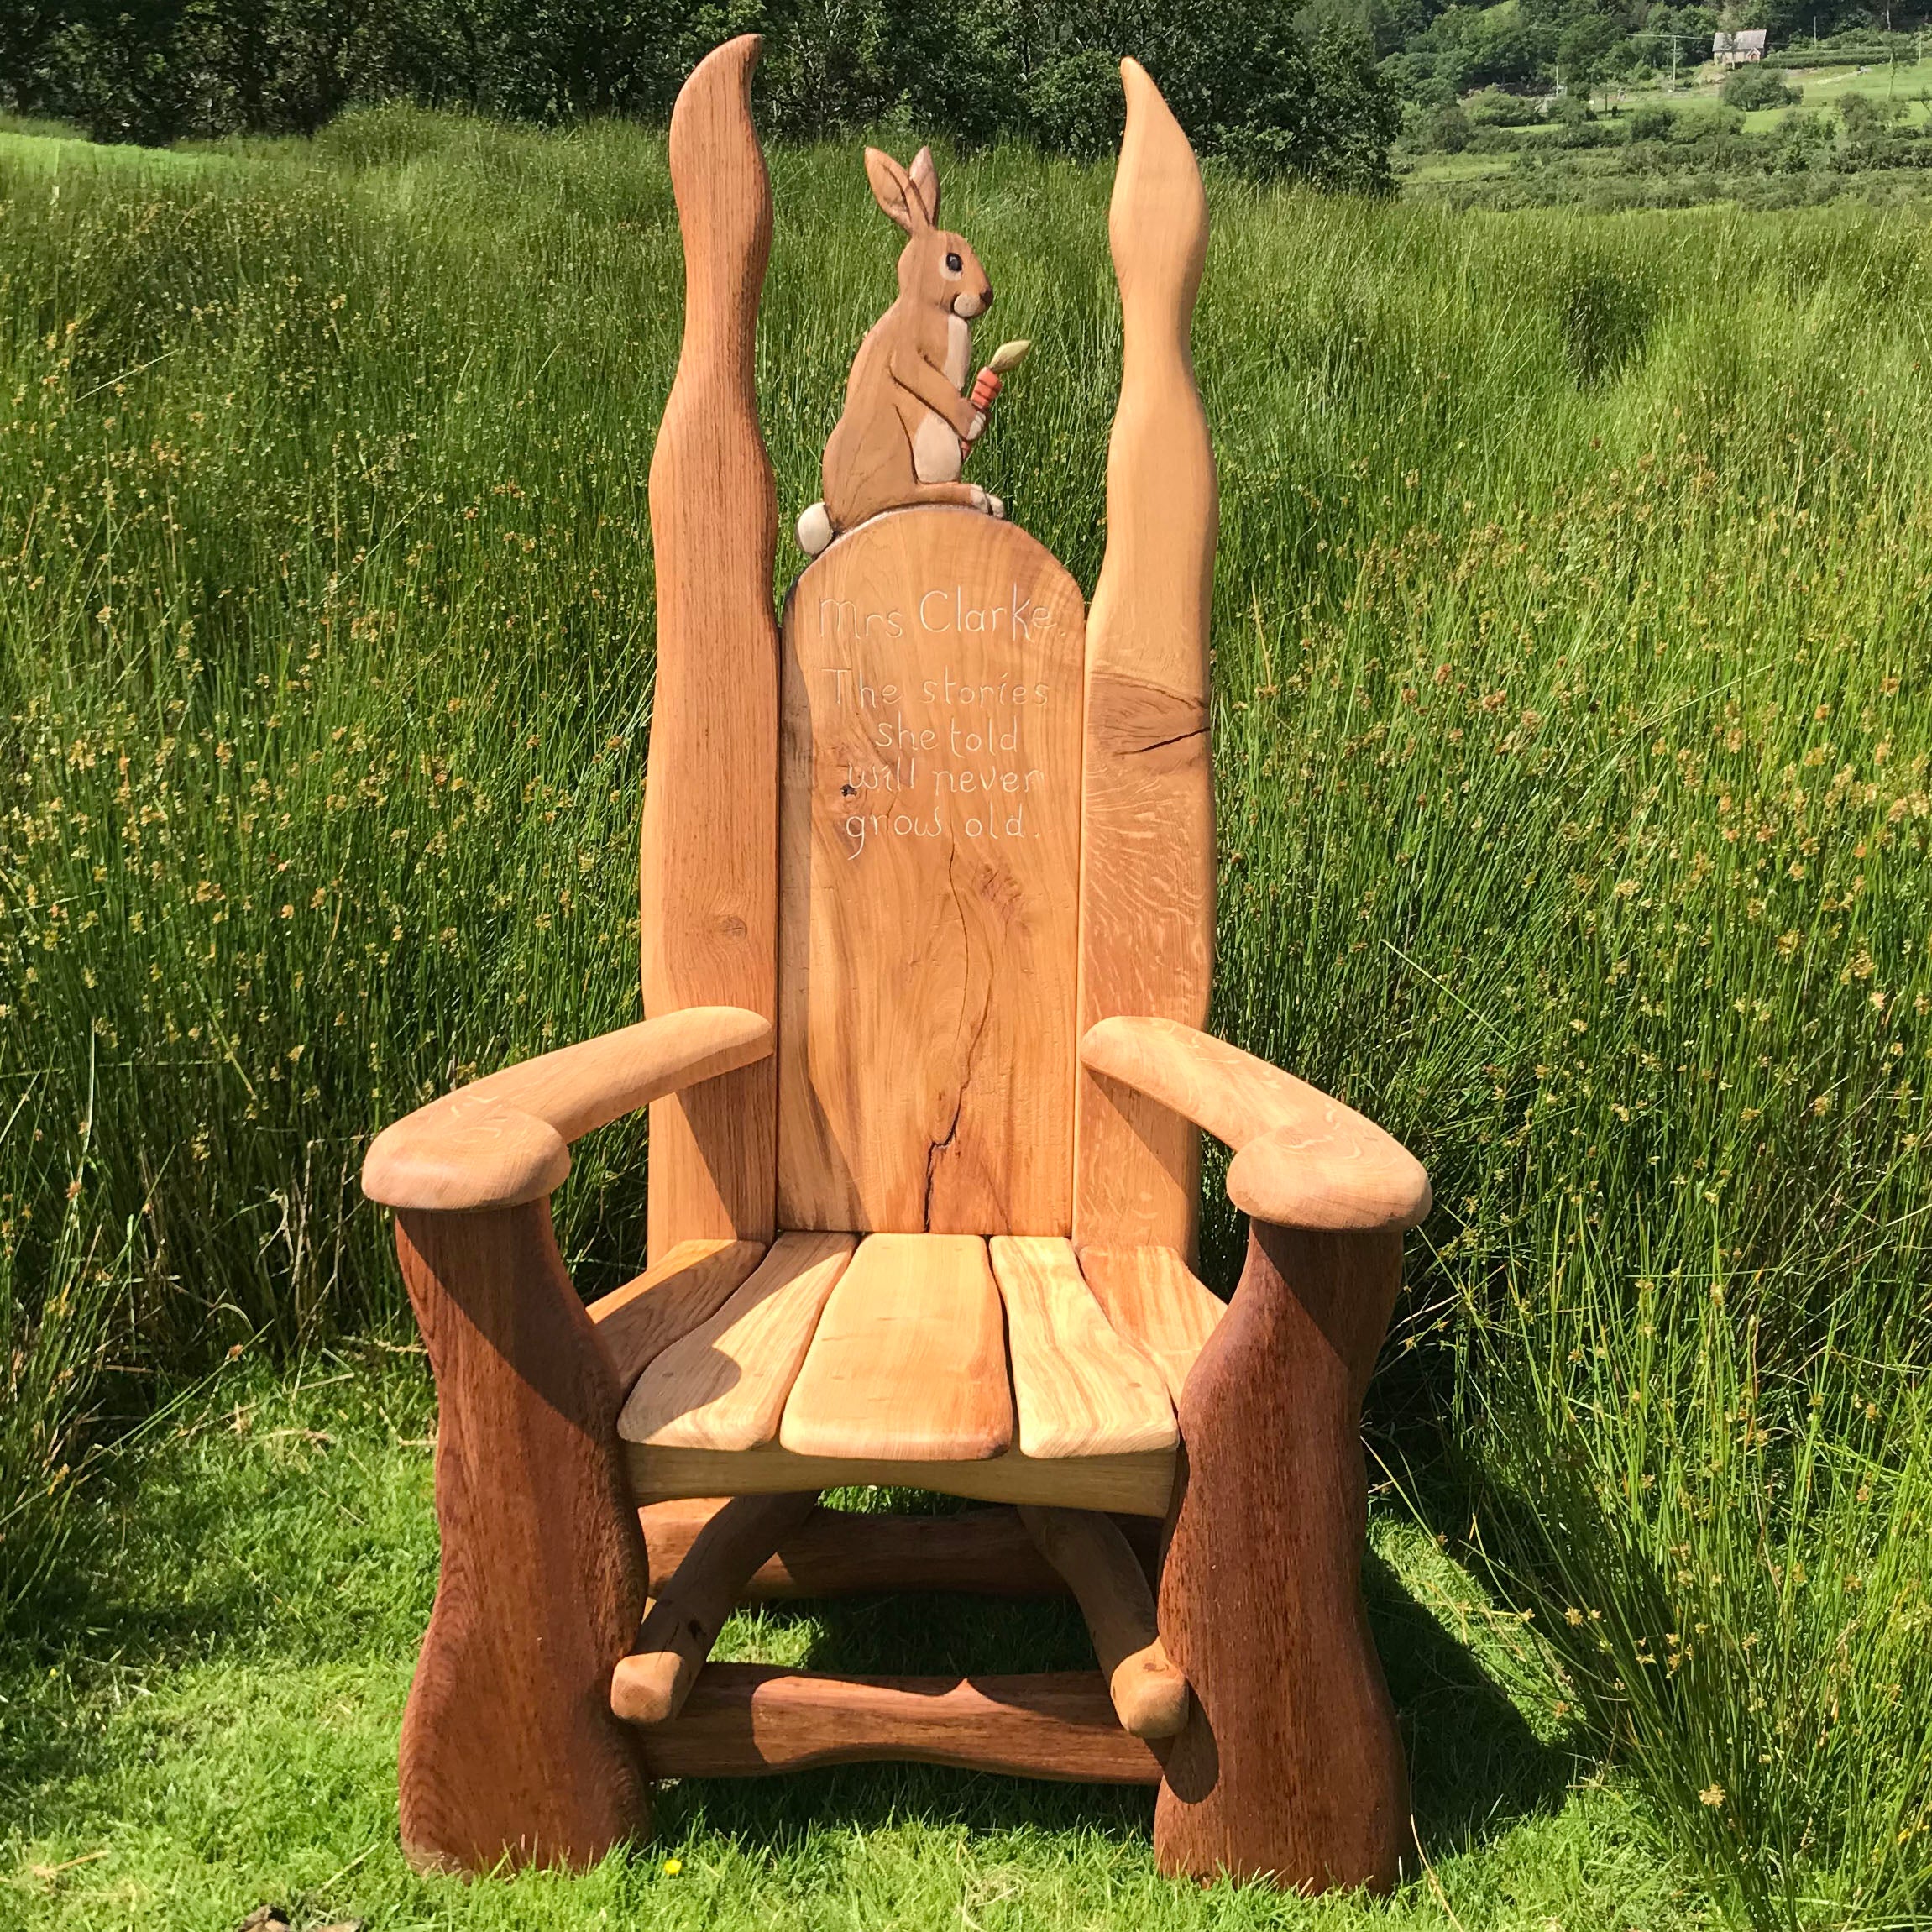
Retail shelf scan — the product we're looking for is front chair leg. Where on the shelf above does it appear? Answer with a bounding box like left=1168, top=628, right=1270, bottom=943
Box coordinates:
left=1154, top=1221, right=1410, bottom=1892
left=394, top=1200, right=650, bottom=1873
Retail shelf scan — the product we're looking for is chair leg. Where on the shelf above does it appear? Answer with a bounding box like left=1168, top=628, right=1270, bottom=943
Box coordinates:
left=394, top=1201, right=650, bottom=1873
left=1154, top=1221, right=1410, bottom=1893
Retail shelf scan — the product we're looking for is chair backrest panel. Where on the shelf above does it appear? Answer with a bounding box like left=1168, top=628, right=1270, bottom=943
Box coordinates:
left=776, top=508, right=1086, bottom=1234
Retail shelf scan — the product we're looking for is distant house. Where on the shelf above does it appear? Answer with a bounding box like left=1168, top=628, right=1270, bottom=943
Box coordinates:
left=1713, top=29, right=1768, bottom=64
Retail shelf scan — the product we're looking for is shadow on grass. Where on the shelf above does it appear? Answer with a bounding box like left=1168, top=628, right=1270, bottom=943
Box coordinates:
left=660, top=1551, right=1573, bottom=1859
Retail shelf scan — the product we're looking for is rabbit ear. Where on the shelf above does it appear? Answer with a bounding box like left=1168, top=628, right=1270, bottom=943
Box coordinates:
left=864, top=148, right=925, bottom=233
left=908, top=145, right=940, bottom=223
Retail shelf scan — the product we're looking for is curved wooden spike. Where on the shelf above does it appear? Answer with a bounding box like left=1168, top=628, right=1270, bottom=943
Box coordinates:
left=1074, top=60, right=1217, bottom=1257
left=642, top=34, right=781, bottom=1261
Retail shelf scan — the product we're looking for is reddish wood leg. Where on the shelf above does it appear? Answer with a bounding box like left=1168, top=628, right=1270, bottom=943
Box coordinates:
left=1154, top=1222, right=1410, bottom=1892
left=394, top=1202, right=650, bottom=1872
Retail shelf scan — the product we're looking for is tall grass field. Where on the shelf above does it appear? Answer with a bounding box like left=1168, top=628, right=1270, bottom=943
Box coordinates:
left=2, top=108, right=1930, bottom=1930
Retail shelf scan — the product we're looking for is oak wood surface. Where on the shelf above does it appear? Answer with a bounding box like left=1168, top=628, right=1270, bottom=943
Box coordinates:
left=777, top=509, right=1086, bottom=1234
left=632, top=1665, right=1165, bottom=1783
left=637, top=1500, right=1117, bottom=1597
left=1072, top=57, right=1217, bottom=1260
left=641, top=33, right=781, bottom=1260
left=1074, top=1245, right=1226, bottom=1406
left=620, top=1233, right=856, bottom=1451
left=393, top=1202, right=648, bottom=1872
left=990, top=1236, right=1175, bottom=1458
left=624, top=1441, right=1175, bottom=1517
left=1081, top=1017, right=1431, bottom=1233
left=1018, top=1505, right=1188, bottom=1740
left=587, top=1238, right=766, bottom=1391
left=362, top=1008, right=772, bottom=1213
left=611, top=1491, right=819, bottom=1726
left=778, top=1233, right=1013, bottom=1460
left=1154, top=1222, right=1411, bottom=1891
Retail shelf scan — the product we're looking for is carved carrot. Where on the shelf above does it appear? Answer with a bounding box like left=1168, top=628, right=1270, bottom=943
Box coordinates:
left=962, top=338, right=1031, bottom=460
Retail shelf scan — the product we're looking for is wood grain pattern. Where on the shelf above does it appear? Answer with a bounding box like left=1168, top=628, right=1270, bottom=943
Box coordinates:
left=1081, top=1017, right=1432, bottom=1233
left=779, top=1233, right=1012, bottom=1458
left=1074, top=1246, right=1226, bottom=1406
left=641, top=33, right=781, bottom=1261
left=611, top=1491, right=819, bottom=1726
left=620, top=1233, right=856, bottom=1451
left=625, top=1441, right=1175, bottom=1516
left=363, top=1008, right=772, bottom=1214
left=392, top=1202, right=648, bottom=1872
left=1072, top=58, right=1218, bottom=1260
left=587, top=1238, right=766, bottom=1391
left=638, top=1500, right=1147, bottom=1598
left=991, top=1237, right=1175, bottom=1458
left=1154, top=1222, right=1411, bottom=1891
left=1018, top=1505, right=1189, bottom=1740
left=777, top=509, right=1086, bottom=1234
left=632, top=1665, right=1164, bottom=1783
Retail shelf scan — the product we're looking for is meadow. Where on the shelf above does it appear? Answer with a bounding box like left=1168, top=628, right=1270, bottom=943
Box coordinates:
left=2, top=108, right=1930, bottom=1931
left=1396, top=55, right=1932, bottom=209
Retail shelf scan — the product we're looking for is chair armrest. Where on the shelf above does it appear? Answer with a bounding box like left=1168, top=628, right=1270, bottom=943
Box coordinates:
left=362, top=1006, right=773, bottom=1213
left=1079, top=1016, right=1430, bottom=1233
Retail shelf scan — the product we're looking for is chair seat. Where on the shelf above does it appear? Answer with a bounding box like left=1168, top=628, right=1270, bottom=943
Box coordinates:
left=613, top=1233, right=1226, bottom=1517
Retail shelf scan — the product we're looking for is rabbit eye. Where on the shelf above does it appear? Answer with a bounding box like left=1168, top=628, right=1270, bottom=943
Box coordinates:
left=945, top=252, right=963, bottom=275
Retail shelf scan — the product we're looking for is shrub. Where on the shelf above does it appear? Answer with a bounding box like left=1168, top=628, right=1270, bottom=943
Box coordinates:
left=1671, top=104, right=1746, bottom=141
left=1425, top=101, right=1474, bottom=149
left=1776, top=107, right=1837, bottom=170
left=1836, top=90, right=1904, bottom=137
left=1630, top=100, right=1677, bottom=139
left=1466, top=85, right=1542, bottom=125
left=1557, top=115, right=1617, bottom=147
left=1720, top=64, right=1803, bottom=109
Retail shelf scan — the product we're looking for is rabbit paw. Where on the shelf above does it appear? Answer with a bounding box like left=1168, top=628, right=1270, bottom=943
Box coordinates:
left=987, top=494, right=1006, bottom=520
left=965, top=410, right=987, bottom=443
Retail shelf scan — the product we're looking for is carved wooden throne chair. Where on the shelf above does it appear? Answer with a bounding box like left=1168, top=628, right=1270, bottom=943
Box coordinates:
left=361, top=34, right=1431, bottom=1895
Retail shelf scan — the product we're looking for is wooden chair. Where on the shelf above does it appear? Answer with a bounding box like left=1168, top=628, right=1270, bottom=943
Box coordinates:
left=361, top=36, right=1430, bottom=1895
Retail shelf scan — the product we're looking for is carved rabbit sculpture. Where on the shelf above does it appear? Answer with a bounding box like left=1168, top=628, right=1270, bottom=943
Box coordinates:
left=795, top=146, right=1005, bottom=557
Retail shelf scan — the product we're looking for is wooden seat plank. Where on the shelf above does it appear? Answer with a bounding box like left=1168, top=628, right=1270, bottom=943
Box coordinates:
left=1075, top=1244, right=1227, bottom=1406
left=989, top=1237, right=1174, bottom=1458
left=588, top=1238, right=767, bottom=1391
left=778, top=1234, right=1012, bottom=1461
left=620, top=1233, right=856, bottom=1452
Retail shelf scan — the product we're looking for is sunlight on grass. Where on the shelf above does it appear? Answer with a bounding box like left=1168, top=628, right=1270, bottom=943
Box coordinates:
left=2, top=108, right=1929, bottom=1927
left=0, top=1354, right=1704, bottom=1932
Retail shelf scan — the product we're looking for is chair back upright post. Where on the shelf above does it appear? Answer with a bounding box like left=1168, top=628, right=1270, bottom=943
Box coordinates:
left=1073, top=60, right=1217, bottom=1264
left=641, top=34, right=782, bottom=1264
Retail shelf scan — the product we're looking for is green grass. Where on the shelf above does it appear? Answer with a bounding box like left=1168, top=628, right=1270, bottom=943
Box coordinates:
left=0, top=1352, right=1706, bottom=1932
left=3, top=108, right=1932, bottom=1928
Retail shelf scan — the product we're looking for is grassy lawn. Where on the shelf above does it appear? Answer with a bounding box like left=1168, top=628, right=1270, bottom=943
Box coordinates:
left=1, top=1353, right=1706, bottom=1932
left=3, top=111, right=1931, bottom=1930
